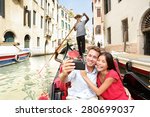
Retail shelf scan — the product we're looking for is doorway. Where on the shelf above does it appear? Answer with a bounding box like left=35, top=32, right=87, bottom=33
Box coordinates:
left=24, top=35, right=30, bottom=48
left=141, top=9, right=150, bottom=55
left=144, top=32, right=150, bottom=55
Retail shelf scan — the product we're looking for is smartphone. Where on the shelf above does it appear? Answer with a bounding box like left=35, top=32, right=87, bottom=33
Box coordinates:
left=73, top=60, right=85, bottom=70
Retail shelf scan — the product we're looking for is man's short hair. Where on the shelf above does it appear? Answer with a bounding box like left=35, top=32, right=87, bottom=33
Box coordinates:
left=87, top=45, right=101, bottom=55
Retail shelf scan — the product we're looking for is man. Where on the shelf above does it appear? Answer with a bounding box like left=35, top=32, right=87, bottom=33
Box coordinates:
left=59, top=46, right=101, bottom=100
left=73, top=13, right=89, bottom=58
left=97, top=42, right=101, bottom=48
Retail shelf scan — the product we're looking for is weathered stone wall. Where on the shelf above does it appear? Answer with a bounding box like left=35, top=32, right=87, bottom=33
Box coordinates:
left=105, top=43, right=137, bottom=53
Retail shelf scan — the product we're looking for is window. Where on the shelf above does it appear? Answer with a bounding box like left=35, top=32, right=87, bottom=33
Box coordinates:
left=141, top=10, right=150, bottom=32
left=24, top=6, right=28, bottom=26
left=97, top=9, right=101, bottom=17
left=65, top=22, right=67, bottom=30
left=24, top=6, right=31, bottom=27
left=28, top=11, right=31, bottom=27
left=41, top=0, right=43, bottom=8
left=47, top=20, right=50, bottom=31
left=58, top=39, right=61, bottom=45
left=41, top=16, right=43, bottom=28
left=37, top=37, right=40, bottom=47
left=24, top=35, right=30, bottom=48
left=104, top=0, right=111, bottom=14
left=107, top=27, right=111, bottom=44
left=122, top=18, right=128, bottom=42
left=48, top=3, right=50, bottom=14
left=0, top=0, right=5, bottom=17
left=95, top=25, right=101, bottom=34
left=4, top=31, right=15, bottom=42
left=52, top=24, right=54, bottom=33
left=45, top=0, right=47, bottom=10
left=68, top=24, right=70, bottom=30
left=52, top=0, right=55, bottom=4
left=33, top=10, right=36, bottom=25
left=61, top=20, right=64, bottom=29
left=65, top=13, right=67, bottom=20
left=61, top=10, right=64, bottom=18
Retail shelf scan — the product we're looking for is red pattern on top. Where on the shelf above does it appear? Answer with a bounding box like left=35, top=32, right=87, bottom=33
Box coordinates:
left=97, top=70, right=128, bottom=100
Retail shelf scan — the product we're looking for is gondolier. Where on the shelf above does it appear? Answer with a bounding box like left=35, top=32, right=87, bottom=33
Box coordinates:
left=73, top=13, right=89, bottom=58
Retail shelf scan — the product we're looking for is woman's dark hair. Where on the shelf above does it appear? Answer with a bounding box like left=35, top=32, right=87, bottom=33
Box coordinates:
left=100, top=52, right=123, bottom=82
left=100, top=52, right=116, bottom=71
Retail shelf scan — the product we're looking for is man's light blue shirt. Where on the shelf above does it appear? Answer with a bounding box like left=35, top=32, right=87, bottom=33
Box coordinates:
left=65, top=66, right=98, bottom=99
left=76, top=20, right=86, bottom=37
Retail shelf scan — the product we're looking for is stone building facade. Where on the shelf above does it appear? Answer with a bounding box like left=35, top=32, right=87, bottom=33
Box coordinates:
left=0, top=0, right=75, bottom=56
left=92, top=0, right=104, bottom=48
left=92, top=0, right=150, bottom=55
left=103, top=0, right=150, bottom=55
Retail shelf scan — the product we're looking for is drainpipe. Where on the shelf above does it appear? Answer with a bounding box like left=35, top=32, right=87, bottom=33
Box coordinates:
left=123, top=31, right=127, bottom=52
left=44, top=0, right=47, bottom=54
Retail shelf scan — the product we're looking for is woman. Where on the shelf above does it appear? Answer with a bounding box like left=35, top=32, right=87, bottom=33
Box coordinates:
left=81, top=52, right=129, bottom=100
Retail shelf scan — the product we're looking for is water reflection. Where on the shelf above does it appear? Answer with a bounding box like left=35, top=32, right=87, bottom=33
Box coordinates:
left=0, top=55, right=60, bottom=100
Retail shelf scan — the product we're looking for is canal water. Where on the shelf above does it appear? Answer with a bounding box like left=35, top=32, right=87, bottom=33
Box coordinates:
left=0, top=55, right=60, bottom=100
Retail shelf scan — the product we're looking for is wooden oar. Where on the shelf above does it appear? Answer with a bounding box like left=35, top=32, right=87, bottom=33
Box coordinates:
left=13, top=43, right=23, bottom=52
left=38, top=27, right=74, bottom=74
left=0, top=42, right=22, bottom=51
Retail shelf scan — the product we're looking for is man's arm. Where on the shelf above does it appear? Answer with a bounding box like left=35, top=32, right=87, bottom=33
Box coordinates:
left=59, top=59, right=75, bottom=82
left=83, top=13, right=89, bottom=24
left=59, top=72, right=68, bottom=82
left=73, top=22, right=78, bottom=31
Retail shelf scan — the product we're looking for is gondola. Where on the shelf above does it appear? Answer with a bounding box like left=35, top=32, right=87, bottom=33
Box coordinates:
left=112, top=52, right=150, bottom=100
left=46, top=43, right=150, bottom=100
left=49, top=43, right=79, bottom=100
left=0, top=44, right=31, bottom=67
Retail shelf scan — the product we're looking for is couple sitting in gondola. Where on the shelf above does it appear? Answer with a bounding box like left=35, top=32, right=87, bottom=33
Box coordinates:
left=58, top=45, right=131, bottom=100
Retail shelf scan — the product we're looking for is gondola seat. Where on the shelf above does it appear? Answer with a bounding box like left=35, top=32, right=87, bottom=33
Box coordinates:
left=53, top=64, right=71, bottom=100
left=54, top=78, right=71, bottom=100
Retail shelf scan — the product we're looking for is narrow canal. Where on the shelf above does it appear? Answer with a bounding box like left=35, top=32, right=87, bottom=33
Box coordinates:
left=0, top=55, right=60, bottom=100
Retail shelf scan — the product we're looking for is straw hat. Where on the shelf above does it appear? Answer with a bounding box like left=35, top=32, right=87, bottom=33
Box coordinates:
left=74, top=14, right=82, bottom=19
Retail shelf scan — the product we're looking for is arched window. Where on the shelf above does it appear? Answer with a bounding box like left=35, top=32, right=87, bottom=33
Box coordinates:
left=24, top=35, right=30, bottom=48
left=4, top=31, right=15, bottom=42
left=141, top=10, right=150, bottom=32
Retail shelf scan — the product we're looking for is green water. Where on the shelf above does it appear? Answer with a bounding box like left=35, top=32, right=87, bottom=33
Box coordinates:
left=0, top=55, right=60, bottom=100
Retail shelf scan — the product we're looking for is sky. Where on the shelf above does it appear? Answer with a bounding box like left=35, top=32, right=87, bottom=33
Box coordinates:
left=58, top=0, right=93, bottom=31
